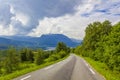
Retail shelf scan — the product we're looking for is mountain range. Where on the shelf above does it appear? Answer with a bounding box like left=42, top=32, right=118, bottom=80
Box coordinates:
left=0, top=34, right=81, bottom=50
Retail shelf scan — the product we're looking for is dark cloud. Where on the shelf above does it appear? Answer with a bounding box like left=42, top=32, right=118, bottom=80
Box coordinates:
left=26, top=0, right=83, bottom=18
left=0, top=0, right=82, bottom=36
left=1, top=0, right=119, bottom=38
left=0, top=4, right=12, bottom=26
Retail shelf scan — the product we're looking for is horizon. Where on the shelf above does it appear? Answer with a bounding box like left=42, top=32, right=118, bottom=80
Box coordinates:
left=0, top=33, right=82, bottom=40
left=0, top=0, right=120, bottom=39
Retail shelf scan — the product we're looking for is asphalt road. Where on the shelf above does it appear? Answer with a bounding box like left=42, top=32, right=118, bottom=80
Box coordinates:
left=13, top=54, right=105, bottom=80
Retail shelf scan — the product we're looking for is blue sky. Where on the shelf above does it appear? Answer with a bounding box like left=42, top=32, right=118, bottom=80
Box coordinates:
left=0, top=0, right=120, bottom=39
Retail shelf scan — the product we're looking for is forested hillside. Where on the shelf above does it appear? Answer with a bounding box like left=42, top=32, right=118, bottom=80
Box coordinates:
left=75, top=20, right=120, bottom=72
left=0, top=42, right=70, bottom=79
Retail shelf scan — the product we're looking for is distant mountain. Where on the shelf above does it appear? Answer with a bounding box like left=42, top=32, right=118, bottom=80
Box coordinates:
left=38, top=34, right=81, bottom=47
left=71, top=38, right=82, bottom=43
left=0, top=37, right=37, bottom=49
left=0, top=34, right=81, bottom=50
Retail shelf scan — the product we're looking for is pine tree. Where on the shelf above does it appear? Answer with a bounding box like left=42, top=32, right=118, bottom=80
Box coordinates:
left=34, top=49, right=43, bottom=65
left=4, top=47, right=20, bottom=73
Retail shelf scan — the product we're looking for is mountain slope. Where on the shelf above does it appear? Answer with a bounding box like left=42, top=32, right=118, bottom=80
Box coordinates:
left=38, top=34, right=80, bottom=47
left=0, top=37, right=37, bottom=49
left=0, top=34, right=81, bottom=49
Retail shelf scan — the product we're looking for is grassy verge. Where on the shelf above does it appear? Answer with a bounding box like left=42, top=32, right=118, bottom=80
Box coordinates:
left=0, top=55, right=69, bottom=80
left=83, top=56, right=120, bottom=80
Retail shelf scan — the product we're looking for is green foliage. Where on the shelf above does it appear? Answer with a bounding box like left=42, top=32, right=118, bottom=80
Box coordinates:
left=4, top=47, right=20, bottom=74
left=104, top=22, right=120, bottom=71
left=45, top=50, right=68, bottom=62
left=0, top=54, right=2, bottom=74
left=50, top=54, right=61, bottom=61
left=58, top=50, right=66, bottom=58
left=84, top=57, right=120, bottom=80
left=26, top=49, right=34, bottom=62
left=0, top=56, right=68, bottom=80
left=70, top=48, right=75, bottom=53
left=75, top=20, right=120, bottom=72
left=0, top=61, right=2, bottom=74
left=20, top=48, right=34, bottom=62
left=77, top=20, right=120, bottom=72
left=82, top=20, right=112, bottom=53
left=0, top=41, right=69, bottom=79
left=74, top=46, right=81, bottom=54
left=56, top=42, right=70, bottom=53
left=34, top=49, right=44, bottom=65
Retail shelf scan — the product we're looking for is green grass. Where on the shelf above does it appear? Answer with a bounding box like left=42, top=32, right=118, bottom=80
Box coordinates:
left=0, top=55, right=68, bottom=80
left=83, top=56, right=120, bottom=80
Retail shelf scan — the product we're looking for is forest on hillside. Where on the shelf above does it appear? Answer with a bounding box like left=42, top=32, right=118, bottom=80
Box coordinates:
left=0, top=42, right=70, bottom=78
left=75, top=20, right=120, bottom=72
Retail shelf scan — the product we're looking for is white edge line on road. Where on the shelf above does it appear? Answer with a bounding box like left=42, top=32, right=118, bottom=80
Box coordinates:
left=82, top=59, right=89, bottom=67
left=82, top=59, right=96, bottom=75
left=86, top=63, right=89, bottom=66
left=89, top=68, right=95, bottom=75
left=20, top=75, right=31, bottom=80
left=57, top=61, right=61, bottom=64
left=44, top=65, right=54, bottom=70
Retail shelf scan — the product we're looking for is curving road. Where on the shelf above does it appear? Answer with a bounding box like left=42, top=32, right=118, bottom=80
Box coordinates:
left=13, top=54, right=105, bottom=80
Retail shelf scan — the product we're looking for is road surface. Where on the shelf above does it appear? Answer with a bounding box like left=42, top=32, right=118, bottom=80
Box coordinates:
left=13, top=54, right=105, bottom=80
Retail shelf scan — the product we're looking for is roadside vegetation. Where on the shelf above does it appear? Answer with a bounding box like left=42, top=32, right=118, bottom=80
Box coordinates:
left=74, top=20, right=120, bottom=80
left=0, top=42, right=70, bottom=80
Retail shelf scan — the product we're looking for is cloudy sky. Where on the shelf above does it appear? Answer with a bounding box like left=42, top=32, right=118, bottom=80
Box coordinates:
left=0, top=0, right=120, bottom=39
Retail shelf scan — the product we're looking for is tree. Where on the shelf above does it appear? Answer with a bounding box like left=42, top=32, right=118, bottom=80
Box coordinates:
left=20, top=48, right=34, bottom=62
left=34, top=49, right=44, bottom=65
left=4, top=47, right=20, bottom=73
left=74, top=46, right=81, bottom=55
left=0, top=54, right=2, bottom=74
left=58, top=50, right=66, bottom=58
left=77, top=20, right=120, bottom=72
left=26, top=48, right=34, bottom=62
left=104, top=22, right=120, bottom=71
left=20, top=49, right=27, bottom=62
left=56, top=42, right=68, bottom=53
left=81, top=20, right=112, bottom=58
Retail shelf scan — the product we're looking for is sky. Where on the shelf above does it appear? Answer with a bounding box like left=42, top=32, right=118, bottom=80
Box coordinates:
left=0, top=0, right=120, bottom=39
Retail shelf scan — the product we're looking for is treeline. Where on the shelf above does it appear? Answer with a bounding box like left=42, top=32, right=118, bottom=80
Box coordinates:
left=0, top=42, right=70, bottom=75
left=75, top=20, right=120, bottom=72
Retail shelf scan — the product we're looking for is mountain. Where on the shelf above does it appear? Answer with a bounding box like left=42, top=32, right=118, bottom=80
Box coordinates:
left=0, top=37, right=37, bottom=49
left=0, top=34, right=81, bottom=50
left=71, top=38, right=82, bottom=43
left=38, top=34, right=80, bottom=47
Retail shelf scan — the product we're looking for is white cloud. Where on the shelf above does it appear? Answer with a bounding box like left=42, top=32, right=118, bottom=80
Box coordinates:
left=0, top=24, right=16, bottom=36
left=28, top=14, right=89, bottom=39
left=28, top=0, right=120, bottom=39
left=0, top=4, right=30, bottom=36
left=11, top=13, right=29, bottom=26
left=0, top=0, right=120, bottom=39
left=10, top=5, right=30, bottom=26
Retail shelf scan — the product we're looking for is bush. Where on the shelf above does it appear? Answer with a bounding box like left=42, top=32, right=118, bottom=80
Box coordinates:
left=58, top=51, right=66, bottom=58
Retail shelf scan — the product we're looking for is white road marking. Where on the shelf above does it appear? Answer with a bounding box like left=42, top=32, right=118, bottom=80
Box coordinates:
left=44, top=65, right=54, bottom=70
left=57, top=61, right=61, bottom=64
left=89, top=68, right=95, bottom=74
left=82, top=59, right=95, bottom=75
left=85, top=63, right=89, bottom=66
left=20, top=75, right=31, bottom=80
left=83, top=60, right=89, bottom=67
